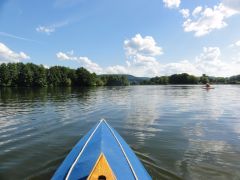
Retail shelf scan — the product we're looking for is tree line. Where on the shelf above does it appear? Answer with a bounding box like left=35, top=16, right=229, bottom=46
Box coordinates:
left=0, top=63, right=129, bottom=87
left=1, top=63, right=239, bottom=87
left=140, top=73, right=240, bottom=85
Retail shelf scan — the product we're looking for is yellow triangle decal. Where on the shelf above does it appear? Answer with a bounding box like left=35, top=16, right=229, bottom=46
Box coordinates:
left=87, top=153, right=116, bottom=180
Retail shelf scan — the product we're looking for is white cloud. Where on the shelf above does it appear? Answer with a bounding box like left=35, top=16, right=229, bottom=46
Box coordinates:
left=56, top=51, right=71, bottom=60
left=56, top=51, right=103, bottom=73
left=222, top=0, right=240, bottom=11
left=124, top=34, right=163, bottom=57
left=120, top=44, right=240, bottom=77
left=195, top=47, right=223, bottom=76
left=195, top=47, right=240, bottom=76
left=182, top=3, right=238, bottom=36
left=192, top=6, right=202, bottom=17
left=36, top=21, right=68, bottom=35
left=56, top=34, right=164, bottom=77
left=36, top=26, right=55, bottom=35
left=105, top=65, right=128, bottom=74
left=180, top=9, right=190, bottom=18
left=161, top=60, right=200, bottom=75
left=56, top=35, right=240, bottom=77
left=163, top=0, right=181, bottom=9
left=196, top=47, right=221, bottom=62
left=230, top=40, right=240, bottom=48
left=78, top=56, right=103, bottom=73
left=121, top=34, right=164, bottom=76
left=43, top=64, right=49, bottom=69
left=0, top=42, right=30, bottom=63
left=236, top=41, right=240, bottom=46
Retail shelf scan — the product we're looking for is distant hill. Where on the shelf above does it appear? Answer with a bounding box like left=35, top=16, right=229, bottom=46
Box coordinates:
left=124, top=75, right=150, bottom=84
left=98, top=74, right=149, bottom=85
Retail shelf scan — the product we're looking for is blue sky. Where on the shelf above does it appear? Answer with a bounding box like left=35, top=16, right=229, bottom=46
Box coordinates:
left=0, top=0, right=240, bottom=77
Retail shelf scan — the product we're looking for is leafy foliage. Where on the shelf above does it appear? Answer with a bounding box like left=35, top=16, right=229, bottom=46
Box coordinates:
left=140, top=73, right=240, bottom=85
left=1, top=63, right=239, bottom=87
left=99, top=75, right=129, bottom=86
left=0, top=63, right=130, bottom=87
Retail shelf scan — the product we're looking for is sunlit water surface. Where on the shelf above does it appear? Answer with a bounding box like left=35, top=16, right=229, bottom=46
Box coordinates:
left=0, top=86, right=240, bottom=180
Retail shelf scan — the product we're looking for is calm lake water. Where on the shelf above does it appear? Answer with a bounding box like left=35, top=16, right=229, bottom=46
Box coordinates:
left=0, top=85, right=240, bottom=180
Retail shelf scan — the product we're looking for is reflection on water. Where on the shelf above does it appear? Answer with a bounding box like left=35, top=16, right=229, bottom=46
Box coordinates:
left=0, top=85, right=240, bottom=179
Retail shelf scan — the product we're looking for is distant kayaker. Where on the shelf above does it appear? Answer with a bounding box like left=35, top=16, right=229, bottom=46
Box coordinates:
left=205, top=83, right=210, bottom=88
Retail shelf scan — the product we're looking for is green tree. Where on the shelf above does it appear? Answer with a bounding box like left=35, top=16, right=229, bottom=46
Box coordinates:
left=17, top=63, right=34, bottom=86
left=76, top=67, right=96, bottom=86
left=47, top=66, right=62, bottom=86
left=228, top=75, right=240, bottom=84
left=0, top=63, right=10, bottom=86
left=33, top=65, right=47, bottom=87
left=200, top=74, right=209, bottom=84
left=100, top=75, right=129, bottom=86
left=68, top=69, right=77, bottom=85
left=7, top=63, right=18, bottom=86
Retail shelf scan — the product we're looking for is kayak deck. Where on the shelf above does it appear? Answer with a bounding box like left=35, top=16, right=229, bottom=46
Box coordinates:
left=52, top=119, right=151, bottom=180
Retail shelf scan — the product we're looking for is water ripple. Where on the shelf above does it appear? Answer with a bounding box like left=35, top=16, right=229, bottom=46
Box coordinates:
left=0, top=86, right=240, bottom=179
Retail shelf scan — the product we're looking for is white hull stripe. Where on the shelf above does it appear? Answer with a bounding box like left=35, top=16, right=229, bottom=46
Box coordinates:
left=65, top=120, right=104, bottom=180
left=104, top=120, right=138, bottom=180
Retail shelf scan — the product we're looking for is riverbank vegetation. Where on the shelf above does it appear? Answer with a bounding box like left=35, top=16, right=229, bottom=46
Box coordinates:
left=140, top=73, right=240, bottom=85
left=0, top=63, right=129, bottom=87
left=0, top=63, right=239, bottom=87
